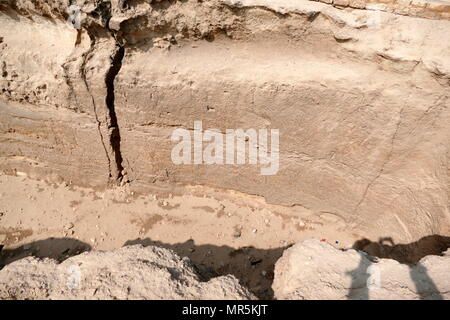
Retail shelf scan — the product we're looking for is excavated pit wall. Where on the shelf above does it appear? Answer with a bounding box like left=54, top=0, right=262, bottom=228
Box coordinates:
left=0, top=0, right=449, bottom=243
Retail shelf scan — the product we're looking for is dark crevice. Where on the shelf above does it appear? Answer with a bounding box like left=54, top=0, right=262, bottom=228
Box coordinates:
left=78, top=0, right=126, bottom=184
left=105, top=45, right=125, bottom=181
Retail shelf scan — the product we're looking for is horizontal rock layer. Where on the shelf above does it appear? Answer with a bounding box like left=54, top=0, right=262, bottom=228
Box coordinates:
left=0, top=0, right=449, bottom=242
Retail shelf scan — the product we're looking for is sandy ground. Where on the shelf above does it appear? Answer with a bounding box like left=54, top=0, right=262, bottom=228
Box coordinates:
left=0, top=172, right=360, bottom=298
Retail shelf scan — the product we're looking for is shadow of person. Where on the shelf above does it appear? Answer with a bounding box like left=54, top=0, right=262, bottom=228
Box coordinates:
left=123, top=237, right=289, bottom=299
left=345, top=252, right=372, bottom=300
left=410, top=263, right=443, bottom=300
left=353, top=235, right=450, bottom=264
left=351, top=234, right=449, bottom=300
left=0, top=237, right=91, bottom=269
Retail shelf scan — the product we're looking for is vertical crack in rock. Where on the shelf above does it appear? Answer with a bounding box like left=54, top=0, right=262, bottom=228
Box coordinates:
left=80, top=32, right=114, bottom=181
left=105, top=45, right=125, bottom=182
left=73, top=0, right=126, bottom=184
left=353, top=107, right=405, bottom=214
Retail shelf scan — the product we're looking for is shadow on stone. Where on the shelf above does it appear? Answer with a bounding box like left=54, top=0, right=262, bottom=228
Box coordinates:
left=349, top=234, right=450, bottom=300
left=123, top=237, right=288, bottom=299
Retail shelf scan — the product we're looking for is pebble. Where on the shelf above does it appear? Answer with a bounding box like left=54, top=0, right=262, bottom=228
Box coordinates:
left=232, top=231, right=241, bottom=238
left=64, top=223, right=74, bottom=230
left=261, top=270, right=267, bottom=277
left=250, top=257, right=262, bottom=265
left=298, top=221, right=306, bottom=227
left=252, top=229, right=257, bottom=233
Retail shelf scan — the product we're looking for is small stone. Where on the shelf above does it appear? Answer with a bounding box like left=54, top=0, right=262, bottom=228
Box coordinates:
left=233, top=231, right=241, bottom=238
left=348, top=0, right=365, bottom=9
left=261, top=270, right=267, bottom=277
left=250, top=257, right=262, bottom=265
left=181, top=256, right=190, bottom=263
left=64, top=223, right=74, bottom=230
left=333, top=0, right=349, bottom=6
left=252, top=229, right=257, bottom=233
left=334, top=31, right=354, bottom=42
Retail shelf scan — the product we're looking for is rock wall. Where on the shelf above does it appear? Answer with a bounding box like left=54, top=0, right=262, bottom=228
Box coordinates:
left=0, top=0, right=449, bottom=242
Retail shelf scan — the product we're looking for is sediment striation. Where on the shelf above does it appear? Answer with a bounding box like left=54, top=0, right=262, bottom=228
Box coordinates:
left=0, top=0, right=449, bottom=242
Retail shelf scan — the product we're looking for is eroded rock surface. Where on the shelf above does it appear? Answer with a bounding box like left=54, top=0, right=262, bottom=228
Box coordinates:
left=0, top=0, right=449, bottom=243
left=0, top=244, right=256, bottom=299
left=273, top=239, right=450, bottom=300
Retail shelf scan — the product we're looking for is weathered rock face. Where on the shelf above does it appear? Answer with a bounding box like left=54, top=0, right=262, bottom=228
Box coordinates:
left=272, top=239, right=450, bottom=300
left=0, top=244, right=256, bottom=299
left=0, top=0, right=449, bottom=242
